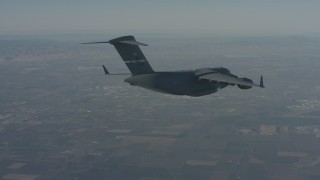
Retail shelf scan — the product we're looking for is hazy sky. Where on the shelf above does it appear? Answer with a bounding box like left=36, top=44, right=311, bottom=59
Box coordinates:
left=1, top=0, right=320, bottom=36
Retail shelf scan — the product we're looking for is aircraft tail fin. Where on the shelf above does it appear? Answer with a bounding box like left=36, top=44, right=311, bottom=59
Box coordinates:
left=82, top=36, right=154, bottom=75
left=109, top=36, right=154, bottom=75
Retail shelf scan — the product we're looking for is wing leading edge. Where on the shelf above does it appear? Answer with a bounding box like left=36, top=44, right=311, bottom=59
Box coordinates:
left=198, top=72, right=264, bottom=88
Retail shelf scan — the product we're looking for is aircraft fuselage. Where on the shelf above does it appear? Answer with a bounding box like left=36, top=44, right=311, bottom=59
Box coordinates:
left=124, top=71, right=228, bottom=97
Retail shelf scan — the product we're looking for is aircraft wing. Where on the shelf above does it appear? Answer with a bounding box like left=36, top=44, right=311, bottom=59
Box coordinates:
left=198, top=72, right=264, bottom=88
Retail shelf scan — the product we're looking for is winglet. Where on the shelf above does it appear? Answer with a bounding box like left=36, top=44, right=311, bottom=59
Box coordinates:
left=260, top=76, right=265, bottom=88
left=102, top=65, right=109, bottom=75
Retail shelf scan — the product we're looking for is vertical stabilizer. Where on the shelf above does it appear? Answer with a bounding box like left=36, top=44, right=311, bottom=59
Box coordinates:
left=109, top=36, right=154, bottom=75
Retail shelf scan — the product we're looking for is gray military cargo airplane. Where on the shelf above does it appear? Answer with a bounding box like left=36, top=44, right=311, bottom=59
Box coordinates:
left=82, top=35, right=264, bottom=97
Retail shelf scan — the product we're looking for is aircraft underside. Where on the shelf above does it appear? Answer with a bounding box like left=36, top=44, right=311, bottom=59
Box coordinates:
left=124, top=72, right=227, bottom=97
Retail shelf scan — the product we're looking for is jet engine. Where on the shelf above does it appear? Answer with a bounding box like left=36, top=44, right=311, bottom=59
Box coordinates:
left=237, top=78, right=253, bottom=89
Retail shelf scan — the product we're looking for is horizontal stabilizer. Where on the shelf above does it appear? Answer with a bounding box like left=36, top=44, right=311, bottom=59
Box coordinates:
left=260, top=76, right=265, bottom=88
left=102, top=65, right=131, bottom=76
left=102, top=65, right=109, bottom=74
left=81, top=41, right=110, bottom=44
left=81, top=40, right=147, bottom=46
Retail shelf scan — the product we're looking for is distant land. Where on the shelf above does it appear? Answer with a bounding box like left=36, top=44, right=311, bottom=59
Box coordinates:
left=1, top=35, right=320, bottom=179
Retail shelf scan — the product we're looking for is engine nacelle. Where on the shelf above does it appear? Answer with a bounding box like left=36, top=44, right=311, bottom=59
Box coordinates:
left=237, top=78, right=253, bottom=89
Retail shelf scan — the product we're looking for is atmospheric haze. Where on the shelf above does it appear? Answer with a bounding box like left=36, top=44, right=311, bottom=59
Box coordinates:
left=1, top=0, right=320, bottom=36
left=1, top=1, right=320, bottom=180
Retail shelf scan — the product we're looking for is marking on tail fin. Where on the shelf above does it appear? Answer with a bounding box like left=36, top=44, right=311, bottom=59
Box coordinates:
left=124, top=60, right=147, bottom=64
left=118, top=40, right=148, bottom=46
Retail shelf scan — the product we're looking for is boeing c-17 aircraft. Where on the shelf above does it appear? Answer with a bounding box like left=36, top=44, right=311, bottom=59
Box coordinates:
left=82, top=36, right=264, bottom=97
